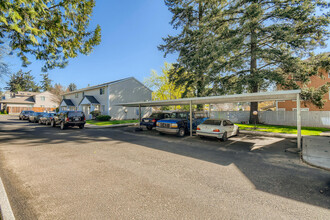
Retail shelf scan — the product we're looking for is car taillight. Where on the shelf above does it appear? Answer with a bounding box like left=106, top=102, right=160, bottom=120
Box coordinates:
left=66, top=117, right=69, bottom=122
left=197, top=127, right=201, bottom=130
left=152, top=119, right=156, bottom=122
left=213, top=129, right=220, bottom=132
left=84, top=117, right=86, bottom=121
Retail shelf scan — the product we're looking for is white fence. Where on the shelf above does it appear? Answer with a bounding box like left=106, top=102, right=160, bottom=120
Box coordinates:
left=210, top=111, right=330, bottom=128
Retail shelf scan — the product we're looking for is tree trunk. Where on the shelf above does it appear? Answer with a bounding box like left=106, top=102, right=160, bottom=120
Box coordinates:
left=249, top=26, right=259, bottom=124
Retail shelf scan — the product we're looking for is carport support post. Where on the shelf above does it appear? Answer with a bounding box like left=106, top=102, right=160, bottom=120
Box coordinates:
left=208, top=104, right=211, bottom=117
left=297, top=94, right=301, bottom=149
left=139, top=104, right=142, bottom=129
left=190, top=100, right=193, bottom=137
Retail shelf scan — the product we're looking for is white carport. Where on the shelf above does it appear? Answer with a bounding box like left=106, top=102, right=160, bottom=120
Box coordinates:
left=117, top=90, right=302, bottom=149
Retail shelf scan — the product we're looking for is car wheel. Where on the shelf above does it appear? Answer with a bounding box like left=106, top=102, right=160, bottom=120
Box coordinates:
left=220, top=132, right=228, bottom=142
left=159, top=132, right=164, bottom=135
left=79, top=124, right=84, bottom=129
left=146, top=125, right=153, bottom=130
left=51, top=120, right=55, bottom=127
left=60, top=122, right=65, bottom=130
left=19, top=117, right=22, bottom=120
left=199, top=135, right=205, bottom=139
left=177, top=127, right=185, bottom=137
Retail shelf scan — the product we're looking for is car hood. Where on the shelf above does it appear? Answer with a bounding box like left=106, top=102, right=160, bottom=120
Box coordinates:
left=157, top=118, right=183, bottom=123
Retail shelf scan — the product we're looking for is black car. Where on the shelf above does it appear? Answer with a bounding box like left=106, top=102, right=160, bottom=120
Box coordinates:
left=39, top=113, right=55, bottom=125
left=140, top=112, right=171, bottom=130
left=19, top=110, right=34, bottom=120
left=51, top=111, right=86, bottom=130
left=29, top=112, right=44, bottom=123
left=39, top=112, right=56, bottom=125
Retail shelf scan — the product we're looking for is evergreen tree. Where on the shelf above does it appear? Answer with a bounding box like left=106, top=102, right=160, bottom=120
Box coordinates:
left=161, top=0, right=330, bottom=122
left=0, top=0, right=101, bottom=71
left=159, top=1, right=215, bottom=109
left=40, top=73, right=52, bottom=91
left=6, top=70, right=40, bottom=92
left=68, top=83, right=77, bottom=92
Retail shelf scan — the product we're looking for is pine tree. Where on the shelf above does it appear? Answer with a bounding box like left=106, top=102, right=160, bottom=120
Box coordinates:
left=40, top=73, right=52, bottom=91
left=6, top=70, right=40, bottom=92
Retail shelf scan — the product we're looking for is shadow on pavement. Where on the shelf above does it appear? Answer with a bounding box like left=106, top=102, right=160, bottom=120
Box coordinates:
left=0, top=118, right=329, bottom=210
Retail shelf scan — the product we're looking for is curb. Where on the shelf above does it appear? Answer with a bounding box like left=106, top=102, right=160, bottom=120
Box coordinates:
left=240, top=130, right=297, bottom=139
left=0, top=177, right=15, bottom=220
left=85, top=123, right=138, bottom=129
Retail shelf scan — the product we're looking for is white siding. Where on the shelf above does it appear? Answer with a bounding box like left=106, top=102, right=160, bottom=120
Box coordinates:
left=109, top=78, right=152, bottom=119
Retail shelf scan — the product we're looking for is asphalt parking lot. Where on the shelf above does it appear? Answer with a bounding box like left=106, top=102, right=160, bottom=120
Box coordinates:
left=0, top=115, right=329, bottom=219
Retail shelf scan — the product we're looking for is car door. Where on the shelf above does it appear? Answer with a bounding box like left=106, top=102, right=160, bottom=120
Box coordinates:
left=224, top=120, right=235, bottom=136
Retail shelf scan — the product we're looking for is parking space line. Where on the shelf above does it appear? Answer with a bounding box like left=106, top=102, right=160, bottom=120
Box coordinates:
left=0, top=177, right=15, bottom=220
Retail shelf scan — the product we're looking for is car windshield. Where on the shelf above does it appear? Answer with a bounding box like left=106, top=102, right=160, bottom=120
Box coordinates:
left=169, top=112, right=188, bottom=119
left=68, top=112, right=84, bottom=117
left=202, top=119, right=222, bottom=125
left=149, top=113, right=163, bottom=119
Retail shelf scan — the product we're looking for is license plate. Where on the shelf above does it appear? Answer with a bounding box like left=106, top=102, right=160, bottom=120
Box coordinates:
left=75, top=118, right=79, bottom=121
left=145, top=120, right=149, bottom=122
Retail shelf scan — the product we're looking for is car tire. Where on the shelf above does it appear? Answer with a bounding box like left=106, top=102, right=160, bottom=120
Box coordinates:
left=146, top=125, right=153, bottom=130
left=60, top=122, right=65, bottom=130
left=159, top=132, right=164, bottom=135
left=19, top=117, right=22, bottom=120
left=220, top=132, right=228, bottom=142
left=177, top=127, right=185, bottom=137
left=79, top=124, right=84, bottom=129
left=51, top=120, right=55, bottom=127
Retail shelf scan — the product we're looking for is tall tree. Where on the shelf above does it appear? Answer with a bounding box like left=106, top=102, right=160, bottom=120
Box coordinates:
left=144, top=62, right=189, bottom=110
left=0, top=0, right=101, bottom=71
left=40, top=73, right=52, bottom=91
left=6, top=70, right=40, bottom=92
left=50, top=83, right=66, bottom=104
left=68, top=83, right=77, bottom=92
left=162, top=0, right=330, bottom=123
left=159, top=1, right=216, bottom=109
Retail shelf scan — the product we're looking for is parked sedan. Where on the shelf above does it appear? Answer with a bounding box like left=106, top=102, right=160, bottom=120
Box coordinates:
left=19, top=110, right=34, bottom=120
left=196, top=119, right=239, bottom=142
left=39, top=113, right=55, bottom=125
left=29, top=112, right=44, bottom=123
left=140, top=112, right=171, bottom=130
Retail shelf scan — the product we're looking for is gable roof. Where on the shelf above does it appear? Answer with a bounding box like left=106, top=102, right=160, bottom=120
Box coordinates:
left=63, top=77, right=152, bottom=95
left=61, top=99, right=75, bottom=106
left=0, top=96, right=35, bottom=104
left=78, top=96, right=100, bottom=105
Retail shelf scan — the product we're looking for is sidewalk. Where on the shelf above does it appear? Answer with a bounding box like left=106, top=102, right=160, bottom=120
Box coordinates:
left=85, top=123, right=138, bottom=129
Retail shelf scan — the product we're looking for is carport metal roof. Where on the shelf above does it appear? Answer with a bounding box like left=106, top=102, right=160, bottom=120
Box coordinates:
left=117, top=90, right=301, bottom=107
left=117, top=90, right=302, bottom=149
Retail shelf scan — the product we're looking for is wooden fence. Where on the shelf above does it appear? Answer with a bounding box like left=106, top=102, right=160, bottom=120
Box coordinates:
left=7, top=106, right=56, bottom=114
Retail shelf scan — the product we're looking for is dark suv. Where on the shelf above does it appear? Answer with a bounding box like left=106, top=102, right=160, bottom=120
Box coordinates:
left=51, top=111, right=86, bottom=130
left=19, top=110, right=34, bottom=120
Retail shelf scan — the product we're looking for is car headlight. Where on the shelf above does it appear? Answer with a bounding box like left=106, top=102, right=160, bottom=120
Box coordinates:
left=171, top=124, right=178, bottom=128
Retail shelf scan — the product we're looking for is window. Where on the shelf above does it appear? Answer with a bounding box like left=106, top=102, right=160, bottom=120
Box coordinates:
left=82, top=92, right=85, bottom=97
left=40, top=96, right=45, bottom=101
left=62, top=95, right=65, bottom=99
left=75, top=93, right=79, bottom=98
left=102, top=105, right=105, bottom=112
left=40, top=105, right=45, bottom=107
left=100, top=88, right=105, bottom=95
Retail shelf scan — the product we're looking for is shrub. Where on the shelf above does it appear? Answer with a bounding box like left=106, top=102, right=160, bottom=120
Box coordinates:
left=1, top=110, right=7, bottom=114
left=96, top=115, right=111, bottom=121
left=91, top=110, right=101, bottom=119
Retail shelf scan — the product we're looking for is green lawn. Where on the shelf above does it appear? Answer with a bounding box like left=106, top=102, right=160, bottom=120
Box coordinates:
left=86, top=119, right=139, bottom=126
left=237, top=124, right=329, bottom=136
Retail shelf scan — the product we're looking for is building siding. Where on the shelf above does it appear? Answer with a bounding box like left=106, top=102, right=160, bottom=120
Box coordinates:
left=278, top=69, right=330, bottom=111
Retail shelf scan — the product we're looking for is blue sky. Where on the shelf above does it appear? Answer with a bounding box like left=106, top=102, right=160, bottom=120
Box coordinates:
left=1, top=0, right=329, bottom=91
left=1, top=0, right=179, bottom=90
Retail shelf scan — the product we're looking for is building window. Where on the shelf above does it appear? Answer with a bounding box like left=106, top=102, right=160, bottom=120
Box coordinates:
left=62, top=95, right=65, bottom=99
left=82, top=92, right=85, bottom=97
left=100, top=88, right=105, bottom=95
left=102, top=105, right=105, bottom=113
left=40, top=96, right=45, bottom=101
left=75, top=93, right=79, bottom=98
left=40, top=105, right=45, bottom=108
